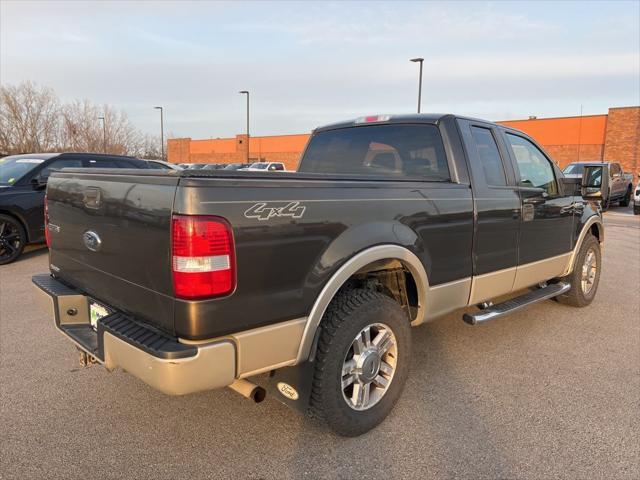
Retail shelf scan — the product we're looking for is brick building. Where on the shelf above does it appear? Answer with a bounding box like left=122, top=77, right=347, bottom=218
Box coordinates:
left=168, top=133, right=308, bottom=171
left=500, top=106, right=639, bottom=177
left=168, top=106, right=639, bottom=178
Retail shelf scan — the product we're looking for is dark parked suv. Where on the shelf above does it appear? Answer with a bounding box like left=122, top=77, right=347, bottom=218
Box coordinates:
left=0, top=152, right=149, bottom=264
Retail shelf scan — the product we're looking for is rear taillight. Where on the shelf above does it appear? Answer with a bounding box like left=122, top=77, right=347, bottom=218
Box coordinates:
left=171, top=215, right=235, bottom=299
left=44, top=196, right=51, bottom=248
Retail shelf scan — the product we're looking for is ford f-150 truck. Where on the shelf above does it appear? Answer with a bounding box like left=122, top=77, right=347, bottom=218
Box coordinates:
left=33, top=114, right=605, bottom=436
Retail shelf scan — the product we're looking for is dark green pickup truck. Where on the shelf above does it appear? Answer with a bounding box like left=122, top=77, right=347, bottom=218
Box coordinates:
left=33, top=114, right=605, bottom=436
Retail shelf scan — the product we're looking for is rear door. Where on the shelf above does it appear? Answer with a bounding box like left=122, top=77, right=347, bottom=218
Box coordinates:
left=500, top=130, right=575, bottom=289
left=458, top=119, right=521, bottom=303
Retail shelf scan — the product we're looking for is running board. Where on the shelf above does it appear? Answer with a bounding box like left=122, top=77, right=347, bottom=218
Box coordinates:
left=463, top=282, right=571, bottom=325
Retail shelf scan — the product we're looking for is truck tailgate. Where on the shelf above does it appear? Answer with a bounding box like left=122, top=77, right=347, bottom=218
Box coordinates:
left=46, top=169, right=179, bottom=334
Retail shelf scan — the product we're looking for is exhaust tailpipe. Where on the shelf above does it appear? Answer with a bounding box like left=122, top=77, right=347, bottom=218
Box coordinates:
left=228, top=379, right=266, bottom=403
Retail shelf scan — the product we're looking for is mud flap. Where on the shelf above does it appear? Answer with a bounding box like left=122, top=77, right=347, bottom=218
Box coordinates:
left=266, top=360, right=315, bottom=415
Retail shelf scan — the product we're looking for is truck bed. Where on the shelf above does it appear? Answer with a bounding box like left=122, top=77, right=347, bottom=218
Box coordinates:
left=46, top=168, right=473, bottom=339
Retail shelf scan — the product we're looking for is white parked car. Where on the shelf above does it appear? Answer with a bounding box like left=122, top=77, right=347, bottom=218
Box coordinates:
left=633, top=179, right=640, bottom=215
left=245, top=162, right=286, bottom=172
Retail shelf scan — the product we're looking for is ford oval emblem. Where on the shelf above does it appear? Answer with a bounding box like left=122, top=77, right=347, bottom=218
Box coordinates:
left=83, top=231, right=102, bottom=252
left=277, top=382, right=299, bottom=401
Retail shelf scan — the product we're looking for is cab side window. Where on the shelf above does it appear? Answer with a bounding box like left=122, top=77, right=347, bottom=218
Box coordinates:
left=38, top=159, right=83, bottom=180
left=505, top=133, right=558, bottom=196
left=470, top=126, right=507, bottom=186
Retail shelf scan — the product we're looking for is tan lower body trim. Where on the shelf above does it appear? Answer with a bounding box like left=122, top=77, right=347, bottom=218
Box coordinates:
left=234, top=318, right=306, bottom=378
left=420, top=277, right=472, bottom=323
left=103, top=333, right=236, bottom=396
left=512, top=252, right=571, bottom=291
left=180, top=317, right=307, bottom=379
left=469, top=267, right=516, bottom=305
left=468, top=252, right=572, bottom=305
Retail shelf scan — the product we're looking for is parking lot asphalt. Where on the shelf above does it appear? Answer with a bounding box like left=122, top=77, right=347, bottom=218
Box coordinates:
left=1, top=209, right=639, bottom=479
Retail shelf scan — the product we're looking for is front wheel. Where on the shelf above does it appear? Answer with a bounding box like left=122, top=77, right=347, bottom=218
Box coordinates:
left=310, top=288, right=411, bottom=436
left=556, top=234, right=601, bottom=307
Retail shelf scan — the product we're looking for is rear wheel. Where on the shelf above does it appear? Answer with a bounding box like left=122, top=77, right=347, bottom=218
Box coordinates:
left=556, top=234, right=601, bottom=307
left=619, top=187, right=632, bottom=207
left=0, top=214, right=26, bottom=265
left=310, top=288, right=411, bottom=436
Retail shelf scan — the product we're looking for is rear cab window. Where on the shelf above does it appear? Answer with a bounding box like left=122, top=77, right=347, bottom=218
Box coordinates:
left=298, top=124, right=450, bottom=181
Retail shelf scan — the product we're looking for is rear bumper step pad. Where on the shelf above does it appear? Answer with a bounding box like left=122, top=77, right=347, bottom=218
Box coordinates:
left=32, top=273, right=236, bottom=395
left=99, top=313, right=196, bottom=360
left=32, top=274, right=196, bottom=360
left=463, top=282, right=571, bottom=325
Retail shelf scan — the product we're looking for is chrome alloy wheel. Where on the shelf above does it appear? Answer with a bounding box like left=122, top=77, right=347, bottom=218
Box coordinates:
left=581, top=247, right=597, bottom=295
left=341, top=323, right=398, bottom=411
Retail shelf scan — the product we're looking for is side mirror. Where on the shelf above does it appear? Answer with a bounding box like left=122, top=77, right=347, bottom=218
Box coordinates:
left=30, top=175, right=48, bottom=190
left=581, top=165, right=609, bottom=200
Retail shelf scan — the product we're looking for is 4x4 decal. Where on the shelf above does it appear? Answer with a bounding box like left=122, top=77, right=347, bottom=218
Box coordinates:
left=244, top=201, right=306, bottom=221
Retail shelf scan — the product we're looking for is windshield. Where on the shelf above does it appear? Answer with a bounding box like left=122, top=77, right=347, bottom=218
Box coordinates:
left=0, top=157, right=45, bottom=185
left=563, top=164, right=585, bottom=175
left=250, top=163, right=268, bottom=169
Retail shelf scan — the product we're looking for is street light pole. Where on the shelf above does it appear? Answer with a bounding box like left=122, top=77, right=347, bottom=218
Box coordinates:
left=98, top=116, right=106, bottom=153
left=239, top=90, right=250, bottom=163
left=154, top=106, right=164, bottom=160
left=410, top=58, right=424, bottom=113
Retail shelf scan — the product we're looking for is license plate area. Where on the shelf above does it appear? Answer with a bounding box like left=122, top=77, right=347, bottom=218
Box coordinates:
left=89, top=300, right=110, bottom=330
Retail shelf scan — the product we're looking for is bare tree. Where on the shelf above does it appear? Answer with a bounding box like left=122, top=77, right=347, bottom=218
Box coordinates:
left=0, top=82, right=60, bottom=154
left=0, top=82, right=159, bottom=157
left=60, top=101, right=154, bottom=156
left=60, top=99, right=103, bottom=153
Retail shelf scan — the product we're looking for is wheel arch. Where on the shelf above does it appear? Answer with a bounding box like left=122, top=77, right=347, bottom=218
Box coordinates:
left=295, top=244, right=429, bottom=363
left=562, top=215, right=604, bottom=277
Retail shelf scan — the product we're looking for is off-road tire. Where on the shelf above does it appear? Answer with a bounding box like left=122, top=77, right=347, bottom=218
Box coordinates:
left=556, top=234, right=601, bottom=307
left=0, top=214, right=26, bottom=265
left=634, top=205, right=640, bottom=215
left=619, top=187, right=632, bottom=207
left=309, top=288, right=411, bottom=436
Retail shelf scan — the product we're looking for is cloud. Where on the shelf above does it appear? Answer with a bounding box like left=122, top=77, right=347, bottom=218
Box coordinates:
left=1, top=1, right=638, bottom=138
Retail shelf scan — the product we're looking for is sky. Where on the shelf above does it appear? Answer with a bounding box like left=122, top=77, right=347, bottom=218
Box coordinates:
left=1, top=0, right=639, bottom=139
